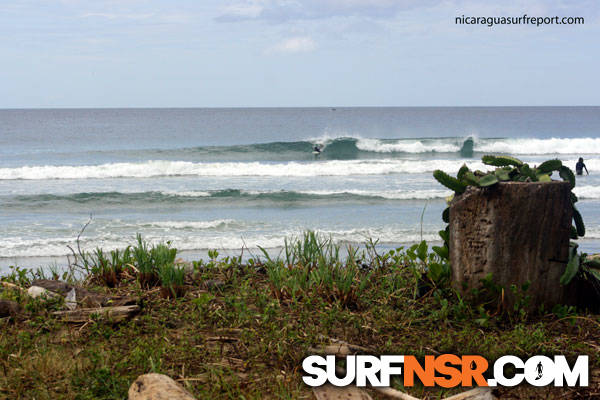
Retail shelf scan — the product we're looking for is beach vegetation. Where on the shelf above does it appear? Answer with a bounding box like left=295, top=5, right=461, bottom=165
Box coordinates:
left=1, top=231, right=599, bottom=398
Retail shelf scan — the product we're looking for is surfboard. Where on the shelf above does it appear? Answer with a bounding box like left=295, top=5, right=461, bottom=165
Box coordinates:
left=312, top=151, right=321, bottom=155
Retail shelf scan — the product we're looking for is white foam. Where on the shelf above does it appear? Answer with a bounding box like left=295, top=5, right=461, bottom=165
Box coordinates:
left=356, top=138, right=461, bottom=153
left=0, top=228, right=441, bottom=258
left=160, top=190, right=211, bottom=197
left=0, top=159, right=492, bottom=179
left=309, top=135, right=600, bottom=155
left=573, top=186, right=600, bottom=200
left=476, top=138, right=600, bottom=155
left=146, top=219, right=238, bottom=230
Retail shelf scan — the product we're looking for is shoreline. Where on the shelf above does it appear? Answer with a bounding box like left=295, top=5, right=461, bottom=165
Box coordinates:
left=4, top=239, right=600, bottom=274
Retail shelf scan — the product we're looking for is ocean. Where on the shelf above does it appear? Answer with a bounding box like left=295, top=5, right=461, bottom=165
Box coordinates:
left=1, top=107, right=599, bottom=272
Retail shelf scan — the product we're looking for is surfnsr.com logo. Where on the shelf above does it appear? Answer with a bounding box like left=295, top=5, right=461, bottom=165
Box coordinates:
left=302, top=355, right=588, bottom=388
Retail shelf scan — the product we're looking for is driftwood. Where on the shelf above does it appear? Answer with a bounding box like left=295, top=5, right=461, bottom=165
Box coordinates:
left=444, top=388, right=495, bottom=400
left=31, top=279, right=137, bottom=308
left=1, top=281, right=27, bottom=293
left=449, top=182, right=572, bottom=311
left=128, top=373, right=196, bottom=400
left=0, top=299, right=21, bottom=317
left=313, top=384, right=372, bottom=400
left=52, top=305, right=140, bottom=323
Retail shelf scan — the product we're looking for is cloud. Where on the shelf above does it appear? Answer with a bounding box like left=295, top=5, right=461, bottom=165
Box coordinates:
left=80, top=12, right=155, bottom=20
left=216, top=0, right=442, bottom=23
left=268, top=36, right=316, bottom=53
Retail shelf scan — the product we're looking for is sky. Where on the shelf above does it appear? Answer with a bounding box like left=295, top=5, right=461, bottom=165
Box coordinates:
left=0, top=0, right=599, bottom=108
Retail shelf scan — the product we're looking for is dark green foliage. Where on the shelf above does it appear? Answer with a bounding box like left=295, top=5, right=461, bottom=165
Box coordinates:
left=432, top=245, right=448, bottom=260
left=559, top=166, right=575, bottom=189
left=438, top=229, right=449, bottom=243
left=478, top=174, right=499, bottom=187
left=482, top=155, right=524, bottom=167
left=433, top=170, right=466, bottom=194
left=457, top=164, right=469, bottom=180
left=462, top=171, right=480, bottom=186
left=560, top=243, right=580, bottom=285
left=442, top=207, right=449, bottom=223
left=571, top=226, right=579, bottom=239
left=494, top=167, right=511, bottom=181
left=573, top=206, right=585, bottom=237
left=519, top=164, right=536, bottom=180
left=536, top=159, right=562, bottom=174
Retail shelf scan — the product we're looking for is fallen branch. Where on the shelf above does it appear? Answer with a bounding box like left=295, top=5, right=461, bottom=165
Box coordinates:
left=52, top=305, right=140, bottom=323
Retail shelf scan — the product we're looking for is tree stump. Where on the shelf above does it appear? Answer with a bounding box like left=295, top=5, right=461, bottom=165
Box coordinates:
left=449, top=181, right=572, bottom=311
left=128, top=373, right=196, bottom=400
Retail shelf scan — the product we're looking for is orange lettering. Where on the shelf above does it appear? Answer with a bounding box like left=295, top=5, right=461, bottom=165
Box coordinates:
left=434, top=354, right=462, bottom=388
left=403, top=355, right=435, bottom=386
left=461, top=356, right=489, bottom=386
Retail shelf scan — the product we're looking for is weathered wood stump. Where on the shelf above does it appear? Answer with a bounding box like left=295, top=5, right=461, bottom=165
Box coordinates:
left=128, top=373, right=196, bottom=400
left=449, top=181, right=572, bottom=311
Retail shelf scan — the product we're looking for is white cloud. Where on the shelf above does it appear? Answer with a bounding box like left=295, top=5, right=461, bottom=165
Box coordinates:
left=216, top=2, right=264, bottom=22
left=81, top=12, right=155, bottom=20
left=268, top=36, right=316, bottom=53
left=216, top=0, right=442, bottom=22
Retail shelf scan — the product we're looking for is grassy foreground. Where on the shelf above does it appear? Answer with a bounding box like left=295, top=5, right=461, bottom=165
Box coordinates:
left=1, top=232, right=600, bottom=399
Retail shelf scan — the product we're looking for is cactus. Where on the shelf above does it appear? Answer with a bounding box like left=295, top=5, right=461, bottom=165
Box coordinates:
left=462, top=171, right=480, bottom=186
left=433, top=170, right=466, bottom=194
left=536, top=173, right=551, bottom=182
left=536, top=159, right=562, bottom=174
left=573, top=206, right=585, bottom=237
left=442, top=207, right=449, bottom=223
left=559, top=166, right=575, bottom=189
left=479, top=174, right=499, bottom=187
left=570, top=225, right=578, bottom=239
left=457, top=164, right=469, bottom=181
left=519, top=164, right=536, bottom=180
left=494, top=167, right=510, bottom=181
left=482, top=155, right=524, bottom=167
left=560, top=244, right=580, bottom=285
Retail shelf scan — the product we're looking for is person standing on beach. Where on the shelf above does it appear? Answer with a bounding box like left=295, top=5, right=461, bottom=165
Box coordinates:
left=576, top=157, right=589, bottom=176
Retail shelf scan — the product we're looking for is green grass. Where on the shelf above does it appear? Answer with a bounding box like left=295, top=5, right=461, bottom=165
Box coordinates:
left=1, top=231, right=599, bottom=399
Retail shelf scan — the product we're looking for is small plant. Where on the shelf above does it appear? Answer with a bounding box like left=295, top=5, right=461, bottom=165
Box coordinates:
left=158, top=264, right=186, bottom=299
left=260, top=231, right=373, bottom=309
left=89, top=247, right=131, bottom=287
left=151, top=242, right=177, bottom=270
left=134, top=234, right=159, bottom=288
